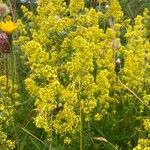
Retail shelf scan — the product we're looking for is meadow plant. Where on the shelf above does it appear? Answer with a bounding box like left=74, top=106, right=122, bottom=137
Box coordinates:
left=1, top=0, right=149, bottom=149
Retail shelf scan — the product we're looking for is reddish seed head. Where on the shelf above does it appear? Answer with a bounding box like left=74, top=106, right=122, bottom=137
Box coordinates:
left=0, top=32, right=10, bottom=53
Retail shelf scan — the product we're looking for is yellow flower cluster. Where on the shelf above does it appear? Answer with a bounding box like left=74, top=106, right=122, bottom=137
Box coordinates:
left=69, top=0, right=84, bottom=16
left=133, top=139, right=150, bottom=150
left=22, top=40, right=49, bottom=65
left=15, top=0, right=122, bottom=142
left=21, top=5, right=34, bottom=20
left=106, top=0, right=123, bottom=22
left=85, top=8, right=101, bottom=26
left=125, top=10, right=150, bottom=149
left=0, top=126, right=15, bottom=150
left=134, top=119, right=150, bottom=150
left=0, top=76, right=19, bottom=149
left=123, top=9, right=150, bottom=102
left=15, top=0, right=150, bottom=147
left=0, top=76, right=19, bottom=122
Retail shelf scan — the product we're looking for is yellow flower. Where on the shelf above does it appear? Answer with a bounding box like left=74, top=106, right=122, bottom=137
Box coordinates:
left=0, top=20, right=17, bottom=34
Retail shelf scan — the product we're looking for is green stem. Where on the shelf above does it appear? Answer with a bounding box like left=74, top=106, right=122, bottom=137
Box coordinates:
left=108, top=141, right=119, bottom=150
left=79, top=76, right=83, bottom=150
left=49, top=114, right=53, bottom=150
left=5, top=54, right=9, bottom=95
left=80, top=104, right=83, bottom=150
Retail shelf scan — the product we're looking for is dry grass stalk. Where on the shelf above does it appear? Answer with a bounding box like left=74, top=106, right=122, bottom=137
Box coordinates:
left=93, top=136, right=108, bottom=142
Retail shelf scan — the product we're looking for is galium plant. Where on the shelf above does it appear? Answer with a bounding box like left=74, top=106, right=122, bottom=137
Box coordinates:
left=11, top=0, right=150, bottom=149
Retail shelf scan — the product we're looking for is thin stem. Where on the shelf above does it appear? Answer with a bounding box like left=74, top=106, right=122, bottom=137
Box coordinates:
left=5, top=54, right=9, bottom=95
left=80, top=103, right=83, bottom=150
left=118, top=78, right=150, bottom=109
left=49, top=114, right=53, bottom=150
left=21, top=127, right=47, bottom=147
left=107, top=141, right=119, bottom=150
left=7, top=0, right=17, bottom=21
left=79, top=77, right=83, bottom=150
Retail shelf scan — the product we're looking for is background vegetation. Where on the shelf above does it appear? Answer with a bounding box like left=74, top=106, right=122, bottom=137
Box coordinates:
left=0, top=0, right=150, bottom=150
